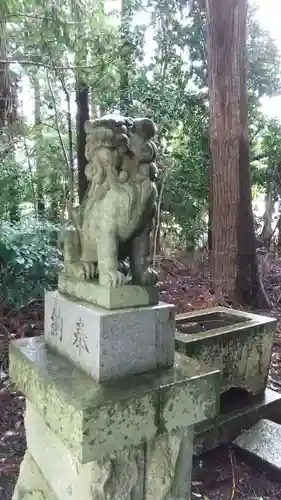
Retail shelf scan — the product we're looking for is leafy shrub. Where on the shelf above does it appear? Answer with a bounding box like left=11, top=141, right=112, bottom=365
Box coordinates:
left=0, top=219, right=63, bottom=307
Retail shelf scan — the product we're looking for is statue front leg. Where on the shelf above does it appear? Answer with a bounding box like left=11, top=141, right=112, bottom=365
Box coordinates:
left=97, top=230, right=126, bottom=287
left=63, top=227, right=89, bottom=280
left=130, top=224, right=158, bottom=286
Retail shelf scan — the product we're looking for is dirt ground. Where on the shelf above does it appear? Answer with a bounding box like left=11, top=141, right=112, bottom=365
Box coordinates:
left=2, top=260, right=281, bottom=499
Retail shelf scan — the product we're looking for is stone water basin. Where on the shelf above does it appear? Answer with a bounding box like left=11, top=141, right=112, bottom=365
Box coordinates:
left=175, top=306, right=276, bottom=396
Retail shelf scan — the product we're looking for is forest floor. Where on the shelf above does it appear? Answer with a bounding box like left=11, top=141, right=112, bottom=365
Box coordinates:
left=2, top=258, right=281, bottom=499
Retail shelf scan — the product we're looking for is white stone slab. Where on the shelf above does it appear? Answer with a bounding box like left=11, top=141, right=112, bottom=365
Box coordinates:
left=44, top=291, right=175, bottom=382
left=234, top=418, right=281, bottom=470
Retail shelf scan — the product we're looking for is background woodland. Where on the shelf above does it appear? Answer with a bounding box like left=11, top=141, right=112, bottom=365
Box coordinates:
left=1, top=0, right=281, bottom=307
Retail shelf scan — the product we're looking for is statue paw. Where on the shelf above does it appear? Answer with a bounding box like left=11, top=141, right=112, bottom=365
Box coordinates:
left=66, top=262, right=97, bottom=281
left=99, top=270, right=126, bottom=288
left=140, top=268, right=158, bottom=286
left=81, top=261, right=97, bottom=280
left=65, top=262, right=85, bottom=280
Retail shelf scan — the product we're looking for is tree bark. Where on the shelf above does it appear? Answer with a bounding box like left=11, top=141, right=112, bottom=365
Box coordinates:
left=33, top=74, right=45, bottom=217
left=206, top=0, right=270, bottom=309
left=0, top=10, right=9, bottom=127
left=208, top=147, right=213, bottom=252
left=277, top=203, right=281, bottom=256
left=120, top=0, right=131, bottom=115
left=76, top=82, right=89, bottom=203
left=261, top=182, right=274, bottom=250
left=73, top=0, right=90, bottom=205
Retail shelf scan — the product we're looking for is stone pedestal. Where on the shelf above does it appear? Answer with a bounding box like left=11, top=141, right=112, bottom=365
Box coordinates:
left=10, top=274, right=222, bottom=500
left=10, top=337, right=219, bottom=500
left=58, top=273, right=159, bottom=309
left=44, top=291, right=175, bottom=382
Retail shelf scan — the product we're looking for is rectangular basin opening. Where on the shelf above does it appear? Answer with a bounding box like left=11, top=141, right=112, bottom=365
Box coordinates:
left=176, top=311, right=249, bottom=335
left=220, top=387, right=256, bottom=414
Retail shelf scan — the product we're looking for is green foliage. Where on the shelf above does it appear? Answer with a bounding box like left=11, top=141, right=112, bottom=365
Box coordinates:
left=248, top=12, right=281, bottom=102
left=0, top=153, right=22, bottom=222
left=0, top=220, right=62, bottom=306
left=257, top=119, right=281, bottom=195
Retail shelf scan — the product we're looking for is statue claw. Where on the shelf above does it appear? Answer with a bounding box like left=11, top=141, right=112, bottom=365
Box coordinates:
left=99, top=270, right=126, bottom=288
left=140, top=268, right=158, bottom=286
left=81, top=262, right=97, bottom=280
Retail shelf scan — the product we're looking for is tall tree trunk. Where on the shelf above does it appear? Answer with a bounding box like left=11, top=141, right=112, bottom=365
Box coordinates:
left=208, top=151, right=213, bottom=252
left=90, top=94, right=99, bottom=119
left=206, top=0, right=269, bottom=309
left=76, top=82, right=89, bottom=203
left=261, top=182, right=274, bottom=250
left=33, top=74, right=45, bottom=217
left=73, top=0, right=90, bottom=205
left=1, top=9, right=19, bottom=222
left=0, top=10, right=9, bottom=127
left=120, top=0, right=131, bottom=115
left=277, top=201, right=281, bottom=256
left=7, top=151, right=20, bottom=223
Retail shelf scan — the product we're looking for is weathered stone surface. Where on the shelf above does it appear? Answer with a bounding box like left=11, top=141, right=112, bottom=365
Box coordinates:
left=233, top=419, right=281, bottom=471
left=25, top=400, right=139, bottom=500
left=9, top=337, right=219, bottom=463
left=12, top=451, right=58, bottom=500
left=194, top=388, right=281, bottom=455
left=44, top=291, right=175, bottom=381
left=62, top=115, right=159, bottom=289
left=176, top=306, right=276, bottom=396
left=146, top=428, right=193, bottom=500
left=58, top=273, right=159, bottom=309
left=24, top=400, right=194, bottom=500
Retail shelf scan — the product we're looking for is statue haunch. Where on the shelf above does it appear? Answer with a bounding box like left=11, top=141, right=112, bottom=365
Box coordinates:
left=63, top=115, right=159, bottom=288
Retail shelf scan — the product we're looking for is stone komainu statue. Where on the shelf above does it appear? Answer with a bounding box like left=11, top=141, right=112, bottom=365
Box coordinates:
left=63, top=115, right=159, bottom=288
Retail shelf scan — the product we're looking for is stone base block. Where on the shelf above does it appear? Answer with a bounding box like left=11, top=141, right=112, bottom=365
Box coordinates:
left=176, top=306, right=276, bottom=396
left=12, top=452, right=58, bottom=500
left=9, top=337, right=219, bottom=464
left=233, top=419, right=281, bottom=477
left=44, top=291, right=175, bottom=381
left=22, top=400, right=194, bottom=500
left=194, top=387, right=281, bottom=455
left=58, top=273, right=159, bottom=309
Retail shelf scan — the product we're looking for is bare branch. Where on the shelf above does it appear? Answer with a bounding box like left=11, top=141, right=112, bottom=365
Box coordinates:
left=45, top=72, right=69, bottom=171
left=42, top=37, right=75, bottom=211
left=0, top=59, right=99, bottom=71
left=3, top=14, right=77, bottom=23
left=20, top=102, right=37, bottom=214
left=153, top=166, right=168, bottom=268
left=45, top=71, right=74, bottom=214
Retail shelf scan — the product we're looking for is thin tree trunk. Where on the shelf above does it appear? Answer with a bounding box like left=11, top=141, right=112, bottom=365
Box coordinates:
left=120, top=0, right=131, bottom=115
left=261, top=182, right=274, bottom=250
left=7, top=150, right=20, bottom=223
left=277, top=203, right=281, bottom=256
left=33, top=74, right=45, bottom=217
left=73, top=0, right=90, bottom=205
left=76, top=82, right=89, bottom=203
left=0, top=12, right=9, bottom=127
left=90, top=95, right=99, bottom=119
left=208, top=149, right=212, bottom=252
left=207, top=0, right=269, bottom=309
